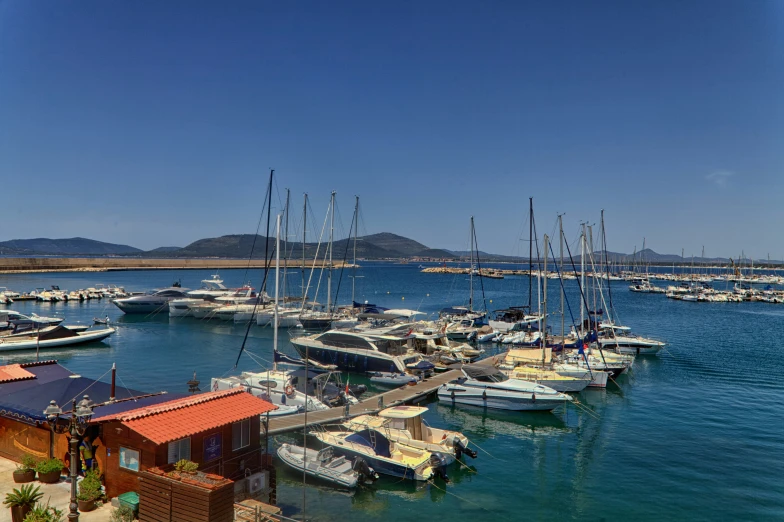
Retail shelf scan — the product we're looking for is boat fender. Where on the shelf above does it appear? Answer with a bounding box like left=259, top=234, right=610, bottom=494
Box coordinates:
left=430, top=453, right=449, bottom=483
left=482, top=390, right=487, bottom=401
left=453, top=438, right=477, bottom=459
left=532, top=393, right=536, bottom=401
left=285, top=385, right=295, bottom=397
left=450, top=390, right=455, bottom=400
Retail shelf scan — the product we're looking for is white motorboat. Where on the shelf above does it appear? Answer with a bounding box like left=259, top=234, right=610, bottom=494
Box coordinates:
left=312, top=429, right=437, bottom=481
left=367, top=372, right=418, bottom=387
left=168, top=298, right=205, bottom=317
left=598, top=324, right=665, bottom=355
left=437, top=365, right=573, bottom=411
left=344, top=406, right=477, bottom=465
left=276, top=443, right=376, bottom=488
left=0, top=326, right=115, bottom=352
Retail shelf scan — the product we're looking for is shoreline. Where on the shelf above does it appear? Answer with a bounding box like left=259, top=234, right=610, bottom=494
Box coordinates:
left=0, top=257, right=347, bottom=274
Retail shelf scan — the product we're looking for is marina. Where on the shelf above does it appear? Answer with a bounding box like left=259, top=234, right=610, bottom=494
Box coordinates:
left=0, top=262, right=781, bottom=521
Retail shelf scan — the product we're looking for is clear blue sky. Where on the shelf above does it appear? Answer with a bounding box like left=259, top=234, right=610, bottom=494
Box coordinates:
left=1, top=1, right=782, bottom=259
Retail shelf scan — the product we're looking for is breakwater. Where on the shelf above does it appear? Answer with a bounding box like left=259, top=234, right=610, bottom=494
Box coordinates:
left=0, top=257, right=345, bottom=274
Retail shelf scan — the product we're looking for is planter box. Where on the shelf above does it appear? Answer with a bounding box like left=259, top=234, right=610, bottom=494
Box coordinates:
left=139, top=467, right=234, bottom=522
left=37, top=470, right=61, bottom=484
left=77, top=499, right=97, bottom=512
left=12, top=470, right=35, bottom=484
left=10, top=505, right=32, bottom=522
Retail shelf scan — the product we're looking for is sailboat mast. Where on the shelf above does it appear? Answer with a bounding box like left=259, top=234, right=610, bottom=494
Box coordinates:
left=528, top=198, right=533, bottom=310
left=469, top=216, right=474, bottom=311
left=559, top=215, right=565, bottom=343
left=327, top=191, right=336, bottom=314
left=352, top=195, right=359, bottom=305
left=302, top=193, right=308, bottom=302
left=580, top=223, right=586, bottom=333
left=283, top=189, right=290, bottom=304
left=273, top=214, right=280, bottom=366
left=542, top=234, right=549, bottom=365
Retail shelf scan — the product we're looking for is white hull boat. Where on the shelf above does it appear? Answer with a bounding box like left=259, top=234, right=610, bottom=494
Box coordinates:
left=277, top=444, right=374, bottom=488
left=0, top=327, right=115, bottom=352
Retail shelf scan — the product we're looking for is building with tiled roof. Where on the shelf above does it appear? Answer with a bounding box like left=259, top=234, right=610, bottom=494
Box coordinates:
left=92, top=388, right=277, bottom=498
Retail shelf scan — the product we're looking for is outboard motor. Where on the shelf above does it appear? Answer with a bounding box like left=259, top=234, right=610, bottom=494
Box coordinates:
left=349, top=383, right=368, bottom=397
left=430, top=453, right=449, bottom=483
left=453, top=438, right=477, bottom=460
left=353, top=457, right=379, bottom=483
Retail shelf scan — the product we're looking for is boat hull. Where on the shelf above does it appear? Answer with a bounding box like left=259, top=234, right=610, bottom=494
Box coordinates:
left=0, top=328, right=115, bottom=352
left=290, top=340, right=416, bottom=373
left=437, top=384, right=567, bottom=411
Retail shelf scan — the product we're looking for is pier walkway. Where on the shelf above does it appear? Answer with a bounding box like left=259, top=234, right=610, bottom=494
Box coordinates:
left=264, top=357, right=496, bottom=435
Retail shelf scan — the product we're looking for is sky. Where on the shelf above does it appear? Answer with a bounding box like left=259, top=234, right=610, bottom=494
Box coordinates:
left=1, top=1, right=783, bottom=259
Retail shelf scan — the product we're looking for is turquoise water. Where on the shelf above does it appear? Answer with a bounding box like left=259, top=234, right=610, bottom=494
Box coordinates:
left=1, top=263, right=783, bottom=521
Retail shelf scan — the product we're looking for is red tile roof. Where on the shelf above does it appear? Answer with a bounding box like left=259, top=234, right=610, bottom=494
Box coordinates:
left=0, top=364, right=35, bottom=383
left=92, top=389, right=277, bottom=445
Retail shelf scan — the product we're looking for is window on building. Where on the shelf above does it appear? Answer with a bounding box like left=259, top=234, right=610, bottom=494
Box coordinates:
left=232, top=419, right=250, bottom=450
left=167, top=438, right=191, bottom=464
left=119, top=447, right=140, bottom=472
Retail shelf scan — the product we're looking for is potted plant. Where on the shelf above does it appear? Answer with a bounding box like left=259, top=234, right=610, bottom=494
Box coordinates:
left=34, top=459, right=64, bottom=484
left=174, top=459, right=199, bottom=474
left=12, top=455, right=37, bottom=484
left=76, top=470, right=101, bottom=512
left=110, top=505, right=134, bottom=522
left=19, top=501, right=64, bottom=522
left=3, top=484, right=43, bottom=522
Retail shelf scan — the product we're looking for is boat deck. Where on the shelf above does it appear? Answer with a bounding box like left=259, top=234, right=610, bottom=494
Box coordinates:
left=265, top=358, right=496, bottom=435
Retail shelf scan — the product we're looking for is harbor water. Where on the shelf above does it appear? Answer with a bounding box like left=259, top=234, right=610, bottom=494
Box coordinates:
left=1, top=263, right=782, bottom=521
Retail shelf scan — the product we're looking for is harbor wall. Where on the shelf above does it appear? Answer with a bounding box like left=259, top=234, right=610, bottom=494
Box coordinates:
left=0, top=257, right=343, bottom=273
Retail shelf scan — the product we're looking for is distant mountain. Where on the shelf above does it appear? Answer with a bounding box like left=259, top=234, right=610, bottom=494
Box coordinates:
left=145, top=246, right=182, bottom=254
left=155, top=233, right=457, bottom=260
left=0, top=237, right=142, bottom=255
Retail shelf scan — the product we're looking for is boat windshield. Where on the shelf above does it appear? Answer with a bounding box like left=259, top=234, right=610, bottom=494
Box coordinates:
left=475, top=372, right=509, bottom=383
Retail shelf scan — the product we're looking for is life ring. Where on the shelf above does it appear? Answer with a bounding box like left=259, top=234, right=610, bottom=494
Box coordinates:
left=285, top=385, right=295, bottom=397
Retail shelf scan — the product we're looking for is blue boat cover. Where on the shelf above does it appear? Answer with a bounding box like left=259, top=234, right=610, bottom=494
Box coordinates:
left=345, top=429, right=391, bottom=458
left=407, top=360, right=436, bottom=371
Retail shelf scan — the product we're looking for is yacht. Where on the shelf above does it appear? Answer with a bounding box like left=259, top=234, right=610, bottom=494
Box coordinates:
left=289, top=330, right=424, bottom=373
left=437, top=365, right=573, bottom=411
left=112, top=287, right=190, bottom=314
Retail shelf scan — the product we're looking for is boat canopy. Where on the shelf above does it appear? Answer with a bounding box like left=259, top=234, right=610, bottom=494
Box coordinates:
left=345, top=429, right=392, bottom=458
left=461, top=365, right=504, bottom=380
left=378, top=406, right=427, bottom=419
left=384, top=309, right=426, bottom=317
left=439, top=307, right=470, bottom=316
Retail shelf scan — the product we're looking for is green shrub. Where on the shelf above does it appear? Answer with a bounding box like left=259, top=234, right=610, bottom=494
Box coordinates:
left=174, top=459, right=198, bottom=473
left=15, top=454, right=37, bottom=472
left=34, top=459, right=64, bottom=474
left=76, top=470, right=102, bottom=502
left=3, top=484, right=44, bottom=508
left=22, top=502, right=64, bottom=522
left=110, top=505, right=134, bottom=522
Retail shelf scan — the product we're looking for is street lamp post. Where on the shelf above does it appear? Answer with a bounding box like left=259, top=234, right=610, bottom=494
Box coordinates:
left=44, top=395, right=95, bottom=522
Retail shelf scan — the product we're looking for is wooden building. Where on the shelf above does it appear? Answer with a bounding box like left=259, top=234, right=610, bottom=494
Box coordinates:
left=90, top=388, right=277, bottom=498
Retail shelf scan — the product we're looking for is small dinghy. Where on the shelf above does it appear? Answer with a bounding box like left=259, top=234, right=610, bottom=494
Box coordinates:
left=476, top=331, right=499, bottom=343
left=93, top=316, right=110, bottom=325
left=277, top=443, right=377, bottom=488
left=368, top=372, right=418, bottom=387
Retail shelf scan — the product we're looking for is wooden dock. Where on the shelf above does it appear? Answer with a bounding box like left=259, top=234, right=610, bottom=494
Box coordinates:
left=263, top=357, right=497, bottom=436
left=264, top=369, right=461, bottom=435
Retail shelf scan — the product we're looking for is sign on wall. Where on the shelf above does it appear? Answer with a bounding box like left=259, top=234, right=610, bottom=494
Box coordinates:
left=203, top=433, right=222, bottom=463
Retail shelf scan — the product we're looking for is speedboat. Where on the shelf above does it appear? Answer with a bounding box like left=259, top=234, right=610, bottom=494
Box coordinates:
left=168, top=298, right=205, bottom=317
left=112, top=287, right=190, bottom=314
left=0, top=325, right=115, bottom=352
left=344, top=406, right=477, bottom=465
left=437, top=365, right=573, bottom=411
left=368, top=372, right=418, bottom=387
left=276, top=444, right=377, bottom=488
left=488, top=307, right=542, bottom=333
left=312, top=429, right=437, bottom=481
